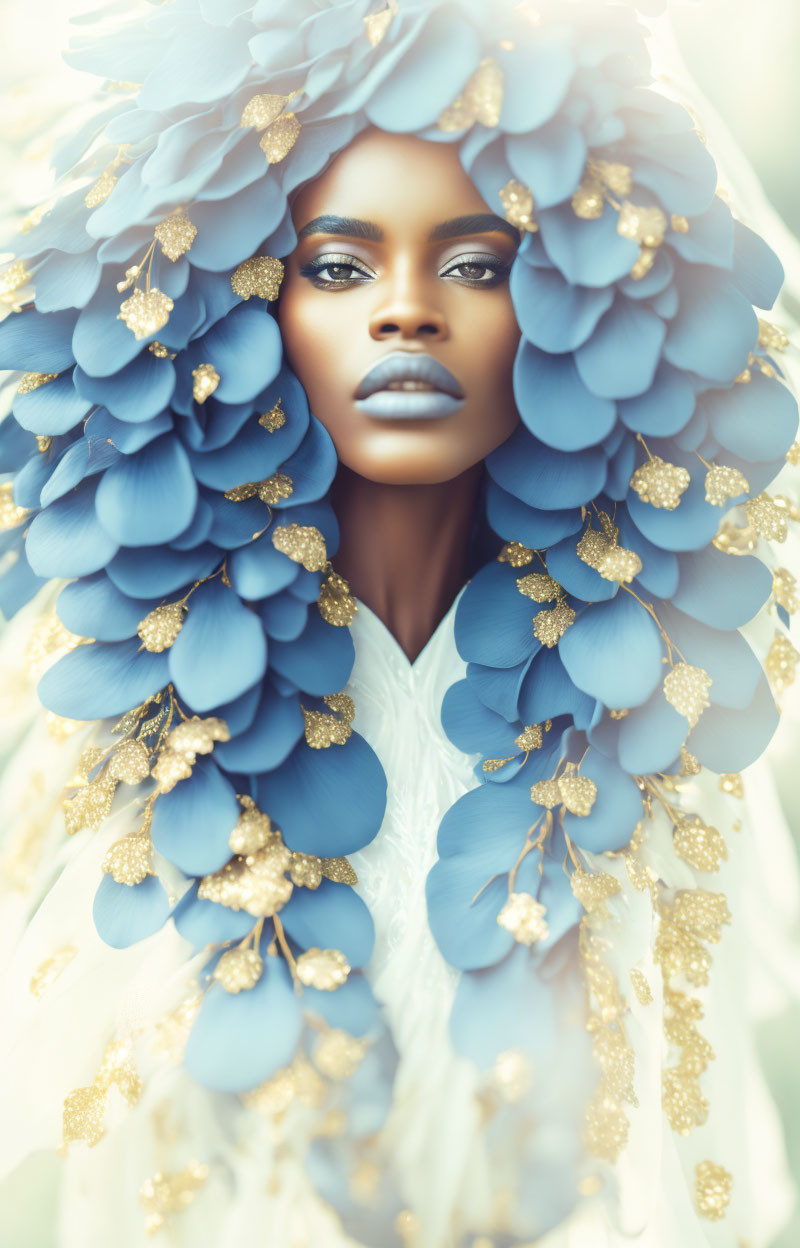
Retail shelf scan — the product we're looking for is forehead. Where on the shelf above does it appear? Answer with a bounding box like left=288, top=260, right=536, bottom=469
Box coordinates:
left=289, top=126, right=493, bottom=233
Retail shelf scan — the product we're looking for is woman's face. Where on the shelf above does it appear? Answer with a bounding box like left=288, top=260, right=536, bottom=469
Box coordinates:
left=277, top=127, right=522, bottom=485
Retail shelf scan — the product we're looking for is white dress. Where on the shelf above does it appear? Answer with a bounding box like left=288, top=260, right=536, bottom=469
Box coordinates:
left=0, top=582, right=798, bottom=1247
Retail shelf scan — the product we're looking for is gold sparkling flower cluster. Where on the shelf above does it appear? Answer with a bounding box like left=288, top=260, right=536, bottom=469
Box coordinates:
left=576, top=509, right=642, bottom=585
left=240, top=89, right=302, bottom=163
left=115, top=207, right=197, bottom=340
left=503, top=542, right=576, bottom=647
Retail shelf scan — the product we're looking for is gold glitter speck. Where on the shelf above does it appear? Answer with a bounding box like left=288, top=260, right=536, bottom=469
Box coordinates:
left=363, top=0, right=398, bottom=46
left=663, top=662, right=712, bottom=728
left=138, top=601, right=186, bottom=652
left=241, top=90, right=300, bottom=130
left=192, top=363, right=220, bottom=404
left=259, top=399, right=286, bottom=432
left=499, top=179, right=538, bottom=233
left=0, top=481, right=29, bottom=530
left=30, top=944, right=78, bottom=997
left=438, top=57, right=504, bottom=132
left=517, top=570, right=559, bottom=602
left=154, top=209, right=197, bottom=261
left=695, top=1161, right=732, bottom=1221
left=498, top=541, right=534, bottom=567
left=629, top=968, right=653, bottom=1005
left=17, top=370, right=58, bottom=394
left=118, top=287, right=173, bottom=340
left=318, top=570, right=358, bottom=626
left=746, top=491, right=788, bottom=542
left=259, top=113, right=301, bottom=163
left=321, top=856, right=358, bottom=886
left=139, top=1162, right=209, bottom=1236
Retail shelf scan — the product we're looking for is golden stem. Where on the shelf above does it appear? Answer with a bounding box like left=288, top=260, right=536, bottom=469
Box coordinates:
left=272, top=914, right=298, bottom=978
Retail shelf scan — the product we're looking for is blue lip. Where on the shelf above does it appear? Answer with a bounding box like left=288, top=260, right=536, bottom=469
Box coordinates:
left=354, top=350, right=465, bottom=401
left=354, top=390, right=464, bottom=421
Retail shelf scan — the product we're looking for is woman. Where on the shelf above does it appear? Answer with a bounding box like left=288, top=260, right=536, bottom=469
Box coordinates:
left=0, top=1, right=798, bottom=1244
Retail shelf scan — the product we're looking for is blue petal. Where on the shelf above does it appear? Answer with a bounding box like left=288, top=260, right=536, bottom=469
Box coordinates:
left=689, top=673, right=778, bottom=773
left=228, top=533, right=299, bottom=598
left=632, top=130, right=717, bottom=216
left=562, top=750, right=642, bottom=852
left=206, top=492, right=267, bottom=549
left=518, top=646, right=596, bottom=728
left=38, top=638, right=169, bottom=719
left=184, top=956, right=302, bottom=1093
left=487, top=427, right=607, bottom=509
left=87, top=408, right=173, bottom=455
left=441, top=679, right=518, bottom=758
left=300, top=974, right=379, bottom=1038
left=497, top=35, right=574, bottom=133
left=73, top=278, right=148, bottom=376
left=616, top=508, right=679, bottom=598
left=281, top=880, right=374, bottom=968
left=664, top=269, right=758, bottom=384
left=0, top=549, right=48, bottom=618
left=701, top=371, right=798, bottom=463
left=138, top=19, right=251, bottom=110
left=26, top=479, right=119, bottom=577
left=574, top=298, right=666, bottom=399
left=466, top=656, right=533, bottom=723
left=215, top=683, right=304, bottom=774
left=40, top=438, right=119, bottom=507
left=34, top=247, right=102, bottom=312
left=12, top=370, right=92, bottom=435
left=270, top=415, right=338, bottom=505
left=658, top=602, right=763, bottom=709
left=538, top=202, right=640, bottom=288
left=93, top=874, right=171, bottom=950
left=505, top=121, right=586, bottom=210
left=511, top=264, right=613, bottom=356
left=107, top=543, right=220, bottom=597
left=486, top=481, right=583, bottom=548
left=258, top=732, right=387, bottom=857
left=626, top=453, right=722, bottom=553
left=450, top=945, right=557, bottom=1068
left=168, top=577, right=267, bottom=711
left=559, top=592, right=663, bottom=708
left=95, top=434, right=198, bottom=546
left=0, top=416, right=37, bottom=472
left=619, top=363, right=696, bottom=436
left=454, top=561, right=540, bottom=669
left=269, top=608, right=354, bottom=695
left=74, top=351, right=176, bottom=423
left=152, top=757, right=239, bottom=875
left=192, top=303, right=282, bottom=404
left=188, top=175, right=287, bottom=271
left=259, top=591, right=310, bottom=641
left=0, top=307, right=77, bottom=372
left=57, top=573, right=159, bottom=642
left=364, top=11, right=480, bottom=131
left=731, top=220, right=784, bottom=310
left=173, top=883, right=253, bottom=946
left=668, top=196, right=734, bottom=269
left=603, top=687, right=686, bottom=773
left=512, top=341, right=616, bottom=451
left=672, top=546, right=772, bottom=629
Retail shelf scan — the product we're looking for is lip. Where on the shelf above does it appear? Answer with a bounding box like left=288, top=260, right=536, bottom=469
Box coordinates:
left=353, top=350, right=465, bottom=422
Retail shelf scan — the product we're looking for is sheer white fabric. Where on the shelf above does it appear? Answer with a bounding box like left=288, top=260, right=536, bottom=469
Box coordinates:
left=0, top=581, right=797, bottom=1246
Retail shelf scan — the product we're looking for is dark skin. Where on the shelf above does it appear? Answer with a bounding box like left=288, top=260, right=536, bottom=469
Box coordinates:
left=277, top=127, right=522, bottom=662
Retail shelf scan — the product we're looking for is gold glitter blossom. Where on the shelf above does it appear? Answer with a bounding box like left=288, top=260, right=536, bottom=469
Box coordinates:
left=363, top=0, right=399, bottom=46
left=198, top=842, right=293, bottom=918
left=296, top=947, right=351, bottom=990
left=192, top=363, right=220, bottom=403
left=673, top=814, right=727, bottom=872
left=498, top=541, right=534, bottom=567
left=694, top=1161, right=732, bottom=1221
left=704, top=464, right=749, bottom=507
left=517, top=570, right=560, bottom=601
left=745, top=491, right=788, bottom=542
left=313, top=1029, right=366, bottom=1080
left=240, top=89, right=301, bottom=130
left=259, top=114, right=301, bottom=163
left=229, top=795, right=275, bottom=855
left=318, top=570, right=358, bottom=626
left=302, top=692, right=355, bottom=749
left=118, top=287, right=173, bottom=340
left=231, top=255, right=284, bottom=302
left=102, top=833, right=152, bottom=886
left=437, top=57, right=504, bottom=132
left=139, top=1162, right=209, bottom=1237
left=17, top=370, right=58, bottom=394
left=630, top=456, right=691, bottom=510
left=213, top=947, right=263, bottom=993
left=499, top=180, right=538, bottom=233
left=138, top=602, right=186, bottom=652
left=154, top=209, right=197, bottom=261
left=271, top=523, right=327, bottom=571
left=765, top=629, right=800, bottom=692
left=497, top=892, right=549, bottom=945
left=663, top=662, right=712, bottom=728
left=533, top=598, right=575, bottom=647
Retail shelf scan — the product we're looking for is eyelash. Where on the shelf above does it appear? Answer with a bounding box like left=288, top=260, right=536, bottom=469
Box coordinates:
left=298, top=251, right=511, bottom=289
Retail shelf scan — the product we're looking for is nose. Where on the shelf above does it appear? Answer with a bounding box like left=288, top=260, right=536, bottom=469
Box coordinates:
left=368, top=260, right=448, bottom=342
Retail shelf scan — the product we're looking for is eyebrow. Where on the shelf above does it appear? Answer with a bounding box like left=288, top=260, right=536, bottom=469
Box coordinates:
left=295, top=212, right=521, bottom=246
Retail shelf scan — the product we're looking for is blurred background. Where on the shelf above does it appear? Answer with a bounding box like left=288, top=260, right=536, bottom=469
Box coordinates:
left=0, top=0, right=798, bottom=1243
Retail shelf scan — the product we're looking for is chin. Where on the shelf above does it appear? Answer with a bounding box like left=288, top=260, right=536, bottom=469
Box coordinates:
left=340, top=445, right=478, bottom=486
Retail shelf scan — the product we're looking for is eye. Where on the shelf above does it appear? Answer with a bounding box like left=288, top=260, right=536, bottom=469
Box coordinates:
left=439, top=252, right=511, bottom=287
left=299, top=252, right=375, bottom=287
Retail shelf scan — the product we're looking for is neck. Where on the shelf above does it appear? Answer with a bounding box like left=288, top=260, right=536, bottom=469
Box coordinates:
left=330, top=463, right=483, bottom=663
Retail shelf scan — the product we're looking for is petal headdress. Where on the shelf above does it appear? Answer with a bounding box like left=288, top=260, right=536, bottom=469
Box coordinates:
left=0, top=0, right=797, bottom=1241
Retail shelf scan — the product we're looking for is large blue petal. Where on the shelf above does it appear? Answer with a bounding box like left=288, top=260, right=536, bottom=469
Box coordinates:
left=258, top=732, right=386, bottom=857
left=664, top=269, right=757, bottom=384
left=215, top=683, right=304, bottom=774
left=658, top=602, right=763, bottom=709
left=603, top=687, right=686, bottom=774
left=364, top=10, right=480, bottom=131
left=26, top=479, right=119, bottom=577
left=138, top=18, right=251, bottom=110
left=86, top=408, right=173, bottom=455
left=269, top=608, right=354, bottom=695
left=93, top=874, right=171, bottom=950
left=74, top=351, right=176, bottom=423
left=619, top=362, right=697, bottom=436
left=12, top=370, right=92, bottom=435
left=616, top=508, right=679, bottom=598
left=517, top=646, right=596, bottom=728
left=505, top=121, right=586, bottom=210
left=228, top=533, right=299, bottom=599
left=191, top=302, right=282, bottom=404
left=299, top=973, right=379, bottom=1038
left=559, top=592, right=663, bottom=708
left=562, top=750, right=642, bottom=852
left=188, top=175, right=287, bottom=271
left=487, top=426, right=607, bottom=509
left=512, top=341, right=616, bottom=451
left=631, top=129, right=717, bottom=216
left=701, top=371, right=798, bottom=463
left=689, top=673, right=778, bottom=773
left=40, top=438, right=119, bottom=507
left=34, top=247, right=102, bottom=313
left=627, top=453, right=722, bottom=553
left=95, top=434, right=198, bottom=546
left=510, top=264, right=613, bottom=355
left=454, top=561, right=541, bottom=669
left=497, top=35, right=574, bottom=132
left=172, top=883, right=253, bottom=947
left=152, top=757, right=239, bottom=875
left=73, top=277, right=147, bottom=376
left=0, top=308, right=77, bottom=372
left=441, top=679, right=518, bottom=758
left=168, top=577, right=267, bottom=711
left=184, top=956, right=302, bottom=1093
left=731, top=220, right=784, bottom=310
left=107, top=542, right=220, bottom=597
left=56, top=573, right=159, bottom=642
left=574, top=298, right=666, bottom=400
left=538, top=202, right=640, bottom=288
left=672, top=546, right=771, bottom=630
left=38, top=638, right=169, bottom=719
left=450, top=945, right=556, bottom=1068
left=466, top=656, right=533, bottom=723
left=486, top=481, right=583, bottom=548
left=280, top=879, right=374, bottom=969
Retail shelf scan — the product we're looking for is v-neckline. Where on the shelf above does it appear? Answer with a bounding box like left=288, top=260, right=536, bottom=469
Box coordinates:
left=352, top=582, right=468, bottom=673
